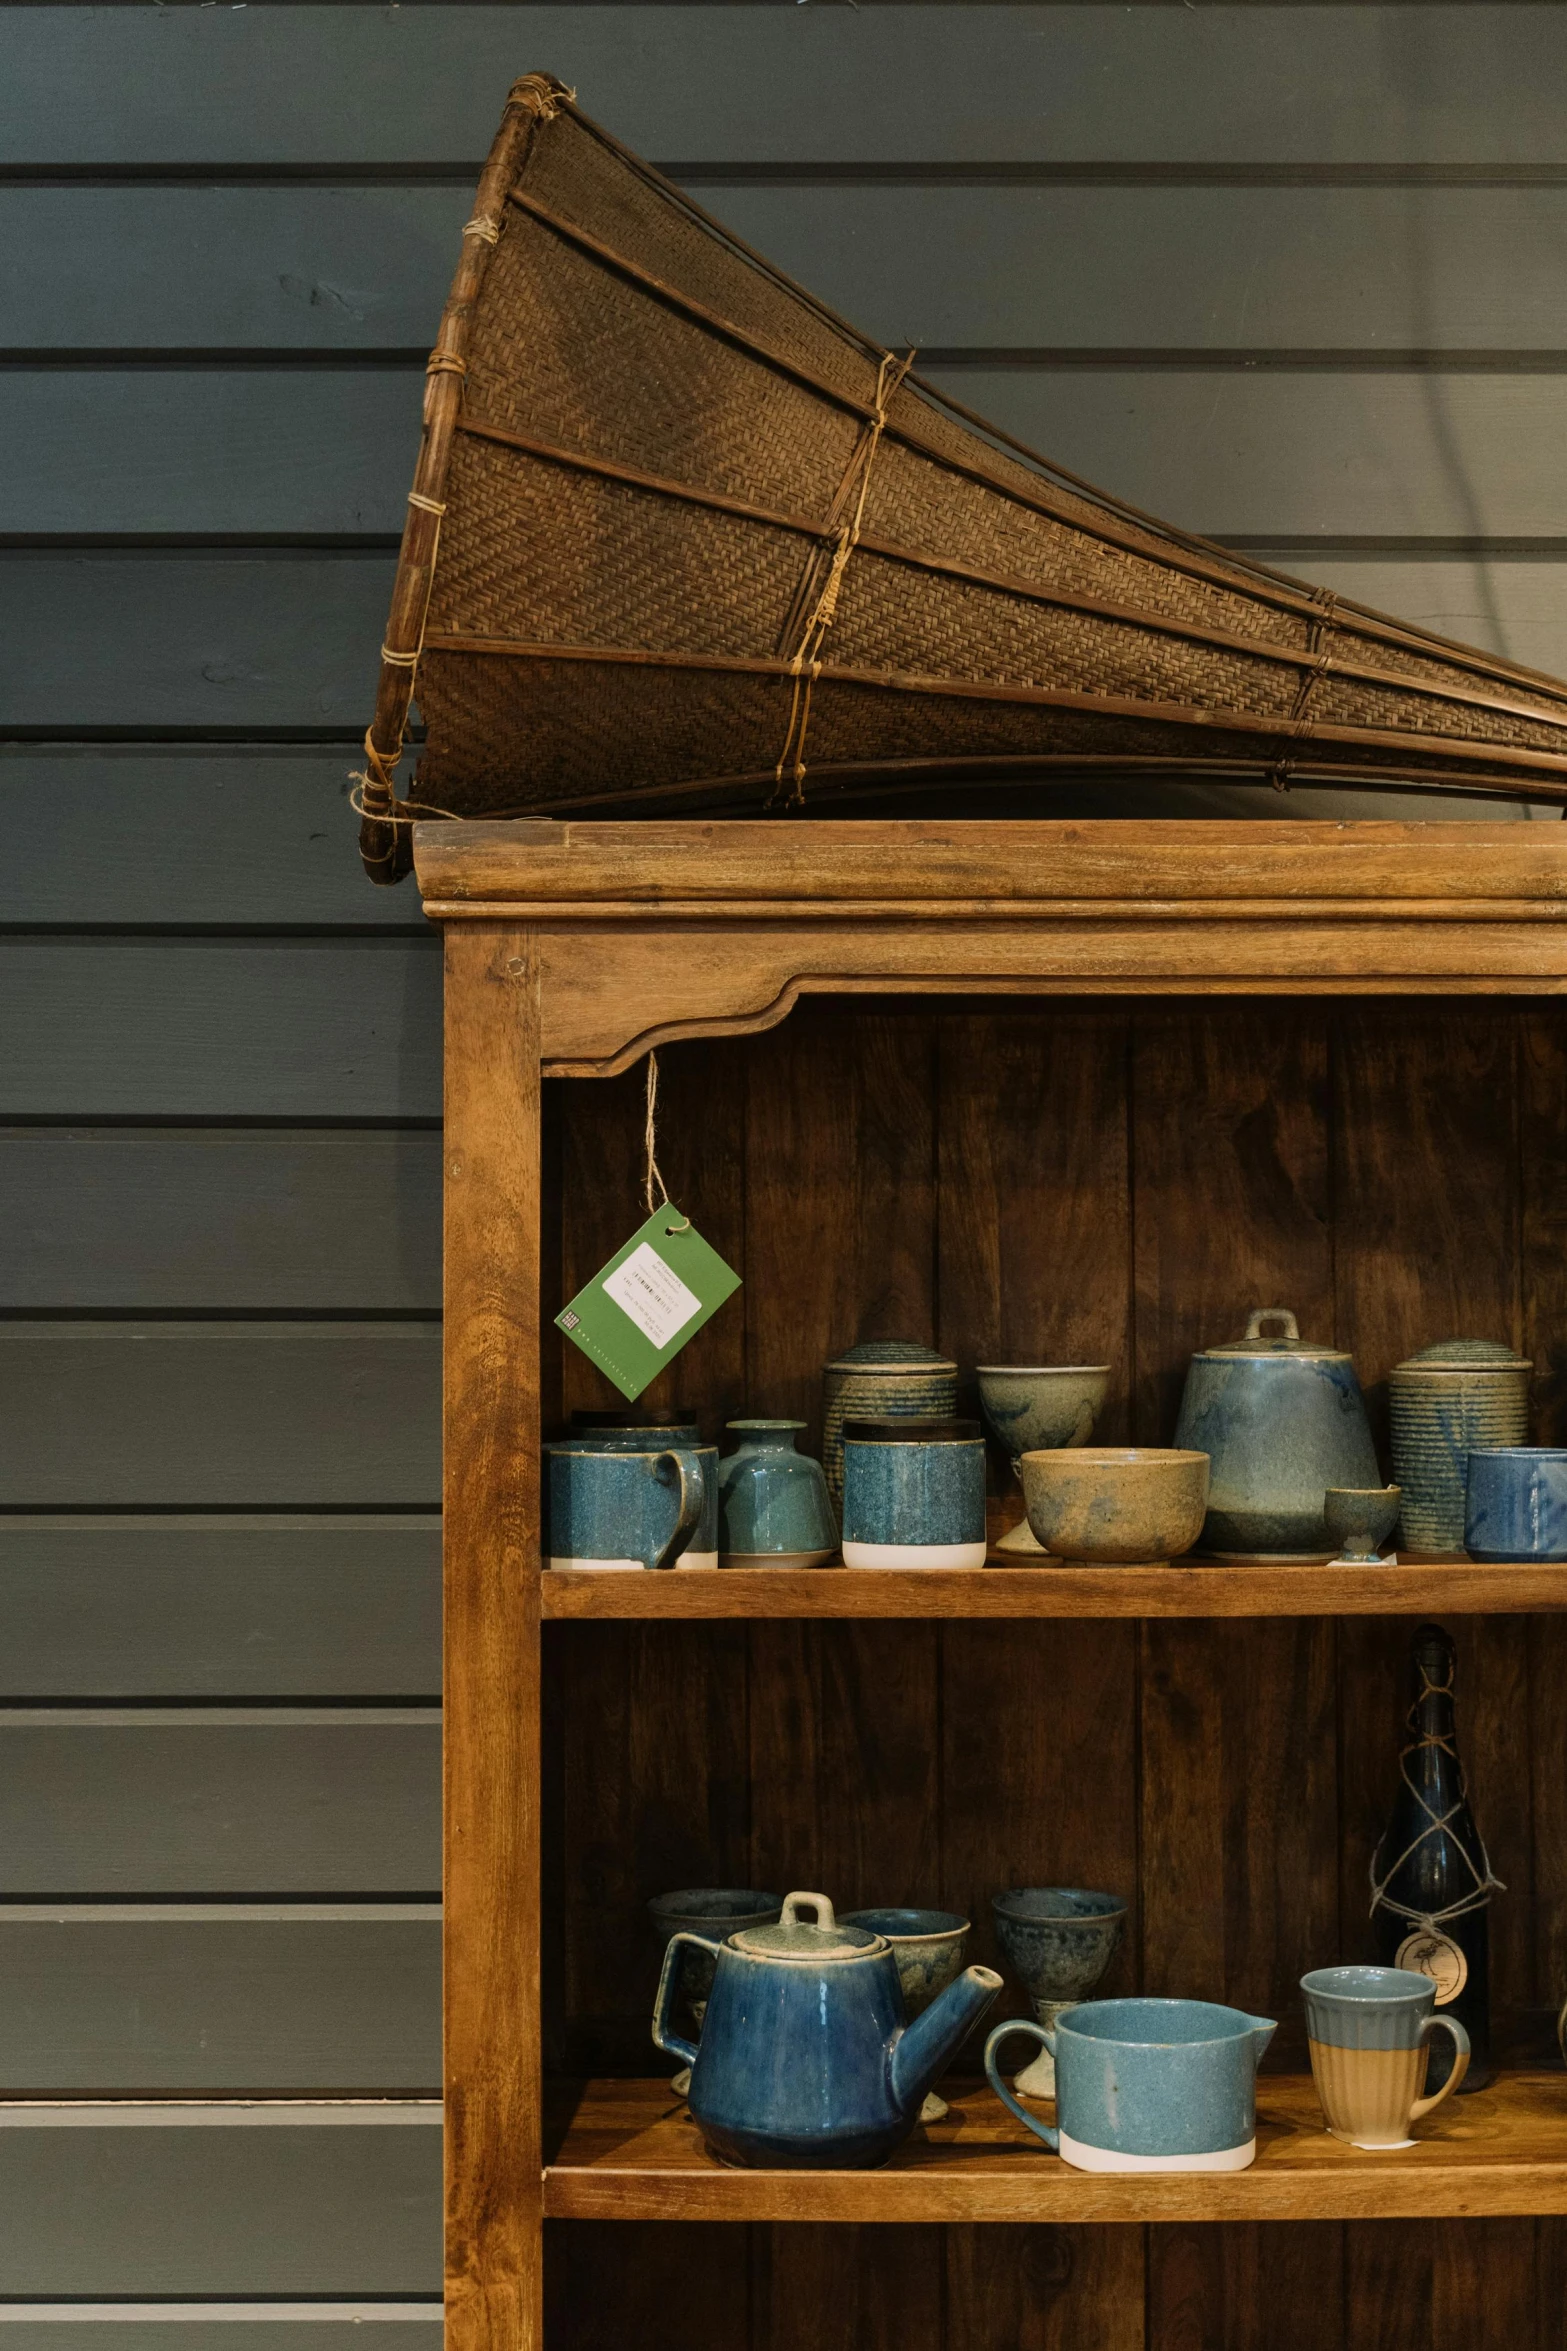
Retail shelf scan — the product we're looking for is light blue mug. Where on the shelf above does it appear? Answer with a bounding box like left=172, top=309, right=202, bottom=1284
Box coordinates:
left=985, top=1995, right=1275, bottom=2172
left=544, top=1443, right=707, bottom=1571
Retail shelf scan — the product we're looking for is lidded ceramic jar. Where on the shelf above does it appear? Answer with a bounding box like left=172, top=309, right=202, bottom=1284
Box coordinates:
left=1389, top=1340, right=1531, bottom=1554
left=821, top=1342, right=958, bottom=1512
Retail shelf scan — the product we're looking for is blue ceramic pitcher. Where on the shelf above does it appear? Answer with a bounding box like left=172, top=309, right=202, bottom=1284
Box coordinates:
left=985, top=1996, right=1276, bottom=2172
left=654, top=1890, right=1002, bottom=2168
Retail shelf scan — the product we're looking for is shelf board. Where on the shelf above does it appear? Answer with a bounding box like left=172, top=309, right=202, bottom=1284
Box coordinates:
left=539, top=1555, right=1567, bottom=1619
left=545, top=2072, right=1567, bottom=2224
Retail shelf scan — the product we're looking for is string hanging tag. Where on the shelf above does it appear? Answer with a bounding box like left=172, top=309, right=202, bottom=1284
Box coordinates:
left=555, top=1050, right=739, bottom=1399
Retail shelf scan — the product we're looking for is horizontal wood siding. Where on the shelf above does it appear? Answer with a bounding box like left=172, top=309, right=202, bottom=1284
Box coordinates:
left=10, top=1, right=1567, bottom=2331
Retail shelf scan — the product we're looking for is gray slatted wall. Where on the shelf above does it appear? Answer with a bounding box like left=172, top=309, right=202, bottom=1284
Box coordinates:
left=4, top=0, right=1565, bottom=2321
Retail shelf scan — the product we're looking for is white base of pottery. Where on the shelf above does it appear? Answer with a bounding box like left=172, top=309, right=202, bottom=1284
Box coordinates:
left=1014, top=2046, right=1058, bottom=2099
left=1326, top=1554, right=1398, bottom=1568
left=1338, top=2133, right=1416, bottom=2151
left=1059, top=2132, right=1257, bottom=2174
left=1203, top=1549, right=1333, bottom=1564
left=547, top=1551, right=720, bottom=1572
left=994, top=1519, right=1047, bottom=1556
left=919, top=2092, right=949, bottom=2124
left=719, top=1550, right=837, bottom=1570
left=842, top=1539, right=990, bottom=1569
left=670, top=2066, right=692, bottom=2097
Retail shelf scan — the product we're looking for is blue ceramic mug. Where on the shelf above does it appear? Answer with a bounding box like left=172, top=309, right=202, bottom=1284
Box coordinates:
left=984, top=1996, right=1275, bottom=2172
left=544, top=1443, right=707, bottom=1571
left=840, top=1417, right=987, bottom=1569
left=564, top=1413, right=719, bottom=1567
left=1464, top=1447, right=1567, bottom=1562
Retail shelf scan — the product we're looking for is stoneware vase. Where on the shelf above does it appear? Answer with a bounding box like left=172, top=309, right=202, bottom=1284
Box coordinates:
left=843, top=1907, right=972, bottom=2120
left=1389, top=1341, right=1531, bottom=1553
left=653, top=1891, right=1002, bottom=2168
left=1174, top=1309, right=1379, bottom=1558
left=1018, top=1449, right=1208, bottom=1565
left=563, top=1412, right=719, bottom=1567
left=1464, top=1447, right=1567, bottom=1562
left=647, top=1888, right=782, bottom=2094
left=1301, top=1965, right=1470, bottom=2149
left=821, top=1343, right=958, bottom=1514
left=840, top=1418, right=988, bottom=1569
left=1323, top=1485, right=1401, bottom=1563
left=991, top=1888, right=1127, bottom=2097
left=977, top=1365, right=1112, bottom=1556
left=717, top=1420, right=837, bottom=1567
left=985, top=1997, right=1276, bottom=2172
left=544, top=1443, right=708, bottom=1572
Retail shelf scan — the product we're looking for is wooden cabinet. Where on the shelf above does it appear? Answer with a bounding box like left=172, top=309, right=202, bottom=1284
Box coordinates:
left=423, top=821, right=1567, bottom=2350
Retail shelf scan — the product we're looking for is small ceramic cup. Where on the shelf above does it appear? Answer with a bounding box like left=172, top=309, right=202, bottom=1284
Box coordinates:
left=1018, top=1449, right=1209, bottom=1564
left=1464, top=1448, right=1567, bottom=1562
left=563, top=1413, right=719, bottom=1567
left=544, top=1444, right=708, bottom=1572
left=840, top=1418, right=987, bottom=1570
left=843, top=1906, right=972, bottom=2122
left=648, top=1888, right=783, bottom=2094
left=1323, top=1485, right=1401, bottom=1563
left=1301, top=1965, right=1470, bottom=2149
left=718, top=1421, right=837, bottom=1567
left=991, top=1887, right=1126, bottom=2098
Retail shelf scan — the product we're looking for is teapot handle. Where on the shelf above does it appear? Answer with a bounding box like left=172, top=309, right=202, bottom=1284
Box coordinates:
left=983, top=2020, right=1060, bottom=2152
left=780, top=1891, right=836, bottom=1929
left=652, top=1931, right=721, bottom=2067
left=1244, top=1309, right=1299, bottom=1343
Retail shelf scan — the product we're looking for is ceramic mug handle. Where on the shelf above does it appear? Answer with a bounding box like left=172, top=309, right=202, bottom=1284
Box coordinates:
left=983, top=2020, right=1060, bottom=2151
left=1409, top=2014, right=1471, bottom=2124
left=652, top=1931, right=722, bottom=2066
left=648, top=1449, right=705, bottom=1570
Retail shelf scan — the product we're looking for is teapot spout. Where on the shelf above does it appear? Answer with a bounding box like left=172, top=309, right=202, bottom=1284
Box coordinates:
left=889, top=1966, right=1003, bottom=2118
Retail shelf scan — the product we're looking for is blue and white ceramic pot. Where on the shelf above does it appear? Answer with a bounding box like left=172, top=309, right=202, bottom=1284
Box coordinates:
left=840, top=1418, right=987, bottom=1570
left=561, top=1411, right=719, bottom=1567
left=1302, top=1965, right=1469, bottom=2149
left=544, top=1443, right=708, bottom=1572
left=1174, top=1309, right=1378, bottom=1559
left=654, top=1891, right=1002, bottom=2168
left=1464, top=1447, right=1567, bottom=1562
left=718, top=1421, right=837, bottom=1568
left=985, top=1996, right=1275, bottom=2172
left=821, top=1343, right=959, bottom=1513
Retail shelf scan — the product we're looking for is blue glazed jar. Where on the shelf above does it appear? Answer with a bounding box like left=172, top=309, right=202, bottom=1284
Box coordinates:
left=560, top=1411, right=718, bottom=1567
left=717, top=1420, right=837, bottom=1568
left=986, top=1996, right=1276, bottom=2173
left=840, top=1418, right=987, bottom=1570
left=1464, top=1447, right=1567, bottom=1561
left=653, top=1891, right=1002, bottom=2169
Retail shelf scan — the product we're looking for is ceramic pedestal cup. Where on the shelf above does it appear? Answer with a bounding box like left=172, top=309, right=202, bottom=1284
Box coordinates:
left=564, top=1414, right=720, bottom=1567
left=718, top=1420, right=837, bottom=1568
left=990, top=1888, right=1126, bottom=2097
left=1323, top=1485, right=1402, bottom=1564
left=976, top=1367, right=1112, bottom=1557
left=1301, top=1965, right=1470, bottom=2149
left=840, top=1418, right=987, bottom=1570
left=648, top=1889, right=783, bottom=2095
left=843, top=1908, right=971, bottom=2121
left=984, top=1997, right=1276, bottom=2173
left=544, top=1444, right=707, bottom=1571
left=1464, top=1448, right=1567, bottom=1563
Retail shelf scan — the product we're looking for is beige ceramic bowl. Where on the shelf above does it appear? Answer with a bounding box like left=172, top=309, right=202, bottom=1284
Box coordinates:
left=1019, top=1447, right=1210, bottom=1563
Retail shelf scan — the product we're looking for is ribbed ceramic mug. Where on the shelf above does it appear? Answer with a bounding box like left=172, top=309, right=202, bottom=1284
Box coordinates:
left=1301, top=1965, right=1470, bottom=2149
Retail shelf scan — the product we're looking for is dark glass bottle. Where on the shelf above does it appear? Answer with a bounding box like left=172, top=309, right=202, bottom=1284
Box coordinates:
left=1370, top=1622, right=1496, bottom=2091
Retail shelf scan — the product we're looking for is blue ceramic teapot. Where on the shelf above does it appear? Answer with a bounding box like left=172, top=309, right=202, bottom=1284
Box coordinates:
left=653, top=1890, right=1002, bottom=2168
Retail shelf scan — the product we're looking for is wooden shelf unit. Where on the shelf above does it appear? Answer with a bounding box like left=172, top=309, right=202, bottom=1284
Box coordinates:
left=423, top=820, right=1567, bottom=2351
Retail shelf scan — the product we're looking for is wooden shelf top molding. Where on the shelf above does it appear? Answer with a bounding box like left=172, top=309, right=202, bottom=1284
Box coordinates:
left=545, top=2072, right=1567, bottom=2225
left=413, top=819, right=1567, bottom=1073
left=540, top=1556, right=1567, bottom=1620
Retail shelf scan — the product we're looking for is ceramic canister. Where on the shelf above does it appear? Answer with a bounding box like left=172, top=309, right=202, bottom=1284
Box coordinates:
left=840, top=1418, right=988, bottom=1570
left=821, top=1343, right=958, bottom=1513
left=1389, top=1341, right=1531, bottom=1553
left=985, top=1997, right=1276, bottom=2173
left=717, top=1420, right=837, bottom=1567
left=1464, top=1447, right=1567, bottom=1563
left=1301, top=1965, right=1470, bottom=2150
left=564, top=1411, right=719, bottom=1567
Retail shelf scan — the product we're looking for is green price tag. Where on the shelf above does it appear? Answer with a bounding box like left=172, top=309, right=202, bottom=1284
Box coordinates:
left=555, top=1204, right=741, bottom=1401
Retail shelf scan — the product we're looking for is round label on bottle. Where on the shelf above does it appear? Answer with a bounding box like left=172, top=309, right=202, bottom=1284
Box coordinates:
left=1396, top=1929, right=1468, bottom=2005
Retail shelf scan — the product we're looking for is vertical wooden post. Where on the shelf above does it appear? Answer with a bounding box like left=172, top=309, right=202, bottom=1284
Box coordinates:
left=442, top=923, right=543, bottom=2351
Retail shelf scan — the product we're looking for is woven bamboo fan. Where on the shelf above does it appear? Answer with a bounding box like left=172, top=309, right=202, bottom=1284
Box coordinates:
left=358, top=73, right=1567, bottom=881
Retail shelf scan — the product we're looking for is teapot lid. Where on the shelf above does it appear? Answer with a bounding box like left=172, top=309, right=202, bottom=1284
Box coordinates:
left=1198, top=1308, right=1348, bottom=1363
left=1394, top=1337, right=1532, bottom=1372
left=730, top=1891, right=884, bottom=1963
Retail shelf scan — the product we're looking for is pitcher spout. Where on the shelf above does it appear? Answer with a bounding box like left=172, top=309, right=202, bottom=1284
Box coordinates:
left=1246, top=2015, right=1278, bottom=2063
left=889, top=1965, right=1003, bottom=2118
